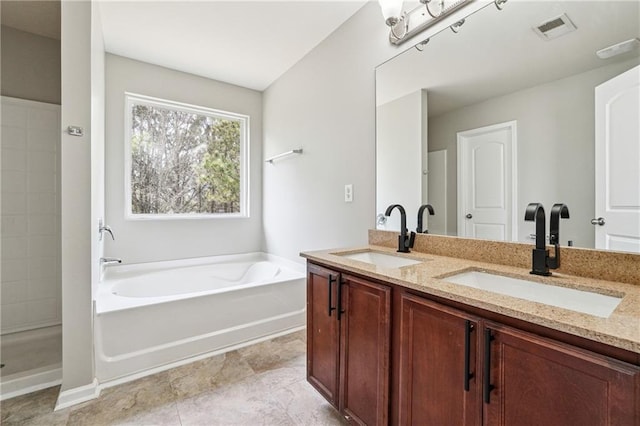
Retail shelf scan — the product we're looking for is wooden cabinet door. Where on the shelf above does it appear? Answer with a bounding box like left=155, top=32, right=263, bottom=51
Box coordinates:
left=307, top=264, right=340, bottom=407
left=340, top=274, right=391, bottom=426
left=483, top=322, right=640, bottom=426
left=398, top=293, right=482, bottom=426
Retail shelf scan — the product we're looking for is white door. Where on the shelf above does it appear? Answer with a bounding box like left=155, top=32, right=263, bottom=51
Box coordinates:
left=457, top=121, right=517, bottom=241
left=595, top=65, right=640, bottom=253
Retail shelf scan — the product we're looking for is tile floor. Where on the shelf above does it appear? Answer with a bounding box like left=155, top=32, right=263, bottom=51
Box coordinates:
left=1, top=330, right=347, bottom=425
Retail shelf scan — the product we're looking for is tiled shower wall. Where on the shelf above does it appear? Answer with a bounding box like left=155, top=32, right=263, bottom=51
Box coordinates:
left=1, top=96, right=61, bottom=334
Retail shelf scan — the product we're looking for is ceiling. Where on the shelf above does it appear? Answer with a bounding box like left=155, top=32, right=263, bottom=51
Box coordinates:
left=98, top=1, right=367, bottom=91
left=1, top=1, right=367, bottom=91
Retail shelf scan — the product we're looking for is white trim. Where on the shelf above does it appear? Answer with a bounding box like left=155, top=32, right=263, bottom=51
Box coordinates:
left=457, top=120, right=518, bottom=241
left=97, top=325, right=305, bottom=392
left=54, top=378, right=100, bottom=411
left=0, top=366, right=62, bottom=401
left=0, top=95, right=61, bottom=109
left=123, top=92, right=250, bottom=220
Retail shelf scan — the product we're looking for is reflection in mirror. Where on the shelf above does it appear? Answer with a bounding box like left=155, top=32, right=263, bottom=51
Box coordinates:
left=376, top=0, right=640, bottom=253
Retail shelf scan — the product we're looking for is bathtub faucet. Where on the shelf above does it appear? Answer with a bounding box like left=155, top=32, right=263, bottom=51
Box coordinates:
left=100, top=257, right=122, bottom=266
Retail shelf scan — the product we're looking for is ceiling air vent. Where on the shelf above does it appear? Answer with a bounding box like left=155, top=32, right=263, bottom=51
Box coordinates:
left=533, top=13, right=577, bottom=41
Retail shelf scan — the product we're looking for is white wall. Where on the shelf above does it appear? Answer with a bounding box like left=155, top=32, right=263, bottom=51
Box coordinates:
left=262, top=2, right=483, bottom=262
left=376, top=90, right=425, bottom=232
left=263, top=3, right=391, bottom=261
left=0, top=26, right=61, bottom=104
left=104, top=54, right=263, bottom=264
left=60, top=0, right=94, bottom=394
left=429, top=58, right=640, bottom=248
left=91, top=3, right=106, bottom=298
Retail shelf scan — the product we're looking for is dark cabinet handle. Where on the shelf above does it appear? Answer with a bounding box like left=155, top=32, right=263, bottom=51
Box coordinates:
left=337, top=277, right=345, bottom=321
left=483, top=328, right=495, bottom=403
left=464, top=320, right=474, bottom=391
left=328, top=275, right=337, bottom=317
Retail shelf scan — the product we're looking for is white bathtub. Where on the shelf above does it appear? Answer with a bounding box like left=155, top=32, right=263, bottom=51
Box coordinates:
left=94, top=252, right=306, bottom=383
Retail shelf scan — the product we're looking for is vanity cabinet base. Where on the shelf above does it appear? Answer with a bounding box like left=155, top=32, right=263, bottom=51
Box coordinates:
left=484, top=322, right=640, bottom=426
left=307, top=261, right=640, bottom=426
left=307, top=263, right=390, bottom=425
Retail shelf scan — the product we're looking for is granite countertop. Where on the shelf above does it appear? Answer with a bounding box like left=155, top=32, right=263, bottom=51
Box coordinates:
left=301, top=245, right=640, bottom=354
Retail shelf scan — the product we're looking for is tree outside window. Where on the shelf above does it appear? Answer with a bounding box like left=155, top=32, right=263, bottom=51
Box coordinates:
left=125, top=94, right=248, bottom=218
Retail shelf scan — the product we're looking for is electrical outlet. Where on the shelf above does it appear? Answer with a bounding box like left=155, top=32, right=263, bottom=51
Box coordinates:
left=344, top=184, right=353, bottom=202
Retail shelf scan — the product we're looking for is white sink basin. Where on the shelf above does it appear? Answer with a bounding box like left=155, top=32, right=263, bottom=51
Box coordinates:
left=338, top=251, right=423, bottom=268
left=444, top=270, right=622, bottom=318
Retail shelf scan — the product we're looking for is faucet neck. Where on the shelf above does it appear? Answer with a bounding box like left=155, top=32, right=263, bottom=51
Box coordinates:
left=385, top=204, right=414, bottom=252
left=524, top=203, right=546, bottom=250
left=416, top=204, right=435, bottom=233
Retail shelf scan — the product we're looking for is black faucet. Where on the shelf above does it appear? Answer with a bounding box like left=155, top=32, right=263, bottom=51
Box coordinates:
left=416, top=204, right=435, bottom=233
left=524, top=203, right=549, bottom=275
left=385, top=204, right=415, bottom=253
left=524, top=202, right=570, bottom=276
left=548, top=203, right=570, bottom=269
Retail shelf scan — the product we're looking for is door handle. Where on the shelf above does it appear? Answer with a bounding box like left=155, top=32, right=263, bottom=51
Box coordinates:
left=590, top=217, right=605, bottom=226
left=466, top=214, right=473, bottom=219
left=464, top=320, right=474, bottom=391
left=327, top=275, right=337, bottom=317
left=337, top=277, right=346, bottom=321
left=483, top=328, right=495, bottom=404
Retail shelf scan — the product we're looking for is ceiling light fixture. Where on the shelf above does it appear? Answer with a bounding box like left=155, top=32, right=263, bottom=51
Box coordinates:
left=596, top=38, right=640, bottom=59
left=378, top=0, right=474, bottom=45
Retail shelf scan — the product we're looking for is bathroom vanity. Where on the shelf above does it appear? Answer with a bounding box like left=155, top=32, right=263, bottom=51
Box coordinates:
left=301, top=231, right=640, bottom=425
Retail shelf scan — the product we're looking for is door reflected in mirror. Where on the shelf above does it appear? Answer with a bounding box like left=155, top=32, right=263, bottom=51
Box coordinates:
left=375, top=0, right=640, bottom=253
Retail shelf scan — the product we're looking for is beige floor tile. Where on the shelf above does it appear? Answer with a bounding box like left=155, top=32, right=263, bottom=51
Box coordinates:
left=1, top=330, right=343, bottom=426
left=254, top=362, right=306, bottom=392
left=271, top=330, right=306, bottom=344
left=0, top=386, right=61, bottom=425
left=176, top=376, right=295, bottom=426
left=168, top=350, right=255, bottom=399
left=269, top=380, right=347, bottom=426
left=238, top=337, right=305, bottom=373
left=6, top=408, right=70, bottom=426
left=67, top=372, right=178, bottom=426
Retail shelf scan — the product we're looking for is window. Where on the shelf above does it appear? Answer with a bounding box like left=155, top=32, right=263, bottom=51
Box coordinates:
left=125, top=93, right=249, bottom=219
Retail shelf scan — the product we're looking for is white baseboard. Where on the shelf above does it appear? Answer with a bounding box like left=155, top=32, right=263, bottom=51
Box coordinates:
left=54, top=378, right=100, bottom=411
left=0, top=367, right=62, bottom=401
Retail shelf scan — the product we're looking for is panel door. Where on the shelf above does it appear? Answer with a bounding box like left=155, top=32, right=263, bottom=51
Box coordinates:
left=340, top=274, right=391, bottom=426
left=595, top=65, right=640, bottom=253
left=457, top=121, right=516, bottom=242
left=307, top=263, right=340, bottom=407
left=398, top=293, right=482, bottom=426
left=483, top=321, right=640, bottom=426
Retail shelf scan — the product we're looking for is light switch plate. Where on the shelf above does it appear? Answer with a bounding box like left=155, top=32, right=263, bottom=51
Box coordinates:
left=344, top=184, right=353, bottom=202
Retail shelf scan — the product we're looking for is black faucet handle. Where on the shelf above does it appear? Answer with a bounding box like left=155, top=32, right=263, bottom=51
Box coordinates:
left=407, top=231, right=416, bottom=249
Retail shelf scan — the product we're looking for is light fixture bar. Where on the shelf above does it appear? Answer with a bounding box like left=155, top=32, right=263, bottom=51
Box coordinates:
left=389, top=0, right=474, bottom=45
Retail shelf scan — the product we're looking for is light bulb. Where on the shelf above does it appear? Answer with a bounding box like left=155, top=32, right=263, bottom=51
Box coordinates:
left=378, top=0, right=404, bottom=26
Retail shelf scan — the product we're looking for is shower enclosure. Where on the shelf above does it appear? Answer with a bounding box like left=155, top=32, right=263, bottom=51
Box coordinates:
left=1, top=96, right=62, bottom=399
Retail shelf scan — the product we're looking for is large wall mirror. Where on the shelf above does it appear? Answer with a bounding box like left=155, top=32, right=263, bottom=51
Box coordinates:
left=376, top=0, right=640, bottom=253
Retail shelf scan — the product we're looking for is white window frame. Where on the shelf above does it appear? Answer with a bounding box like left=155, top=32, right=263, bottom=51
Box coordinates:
left=124, top=92, right=250, bottom=220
